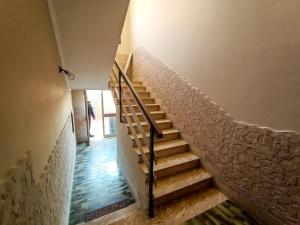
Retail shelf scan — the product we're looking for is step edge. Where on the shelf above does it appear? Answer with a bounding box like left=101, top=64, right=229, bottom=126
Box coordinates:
left=154, top=172, right=213, bottom=198
left=125, top=119, right=172, bottom=127
left=156, top=188, right=228, bottom=225
left=124, top=110, right=165, bottom=115
left=133, top=141, right=188, bottom=155
left=129, top=129, right=180, bottom=139
left=140, top=154, right=199, bottom=174
left=125, top=103, right=160, bottom=106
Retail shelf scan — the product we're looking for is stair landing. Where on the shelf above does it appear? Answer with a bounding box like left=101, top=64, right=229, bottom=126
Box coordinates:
left=84, top=188, right=226, bottom=225
left=157, top=188, right=228, bottom=225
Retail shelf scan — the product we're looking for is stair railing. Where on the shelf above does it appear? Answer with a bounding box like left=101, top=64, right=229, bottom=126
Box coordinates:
left=109, top=59, right=163, bottom=218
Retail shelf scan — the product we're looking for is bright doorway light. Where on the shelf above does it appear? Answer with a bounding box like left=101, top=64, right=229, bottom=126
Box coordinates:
left=86, top=90, right=103, bottom=140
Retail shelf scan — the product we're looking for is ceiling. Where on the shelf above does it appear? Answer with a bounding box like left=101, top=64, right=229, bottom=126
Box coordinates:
left=47, top=0, right=130, bottom=89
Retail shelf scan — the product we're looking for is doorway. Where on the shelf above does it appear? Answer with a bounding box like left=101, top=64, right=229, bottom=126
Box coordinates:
left=101, top=90, right=117, bottom=138
left=86, top=90, right=116, bottom=140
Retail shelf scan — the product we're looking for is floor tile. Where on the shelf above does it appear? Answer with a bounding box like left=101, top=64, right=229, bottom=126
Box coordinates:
left=69, top=137, right=135, bottom=225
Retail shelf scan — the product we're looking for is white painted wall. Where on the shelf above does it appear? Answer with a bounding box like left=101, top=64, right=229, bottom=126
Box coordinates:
left=0, top=0, right=72, bottom=180
left=120, top=0, right=300, bottom=133
left=49, top=0, right=130, bottom=89
left=116, top=112, right=148, bottom=206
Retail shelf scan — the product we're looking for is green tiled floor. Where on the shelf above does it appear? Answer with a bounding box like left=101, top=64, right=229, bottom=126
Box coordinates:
left=69, top=137, right=135, bottom=225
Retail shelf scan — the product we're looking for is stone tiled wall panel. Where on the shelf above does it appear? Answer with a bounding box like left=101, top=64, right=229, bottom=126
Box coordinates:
left=0, top=115, right=76, bottom=225
left=132, top=48, right=300, bottom=225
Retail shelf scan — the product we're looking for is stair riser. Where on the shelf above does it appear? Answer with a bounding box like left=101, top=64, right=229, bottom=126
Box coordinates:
left=124, top=105, right=160, bottom=112
left=154, top=178, right=212, bottom=206
left=132, top=132, right=179, bottom=147
left=127, top=98, right=155, bottom=104
left=121, top=81, right=143, bottom=86
left=124, top=113, right=165, bottom=123
left=110, top=81, right=143, bottom=87
left=125, top=92, right=150, bottom=98
left=129, top=86, right=146, bottom=92
left=110, top=84, right=147, bottom=92
left=117, top=98, right=155, bottom=106
left=137, top=144, right=188, bottom=162
left=127, top=122, right=172, bottom=134
left=146, top=159, right=199, bottom=180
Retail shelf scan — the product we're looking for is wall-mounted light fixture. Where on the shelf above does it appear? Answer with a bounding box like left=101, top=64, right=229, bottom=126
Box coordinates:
left=59, top=66, right=76, bottom=80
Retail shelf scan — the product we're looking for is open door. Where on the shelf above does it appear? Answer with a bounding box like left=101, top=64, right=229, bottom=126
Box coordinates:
left=101, top=90, right=116, bottom=138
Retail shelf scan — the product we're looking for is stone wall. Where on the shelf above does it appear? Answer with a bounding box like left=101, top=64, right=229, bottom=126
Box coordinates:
left=131, top=48, right=300, bottom=225
left=0, top=114, right=76, bottom=225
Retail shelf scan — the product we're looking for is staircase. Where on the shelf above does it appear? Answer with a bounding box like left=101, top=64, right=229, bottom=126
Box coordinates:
left=109, top=61, right=227, bottom=224
left=183, top=200, right=261, bottom=225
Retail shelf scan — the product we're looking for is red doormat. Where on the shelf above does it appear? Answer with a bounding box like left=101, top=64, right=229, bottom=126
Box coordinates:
left=84, top=199, right=133, bottom=222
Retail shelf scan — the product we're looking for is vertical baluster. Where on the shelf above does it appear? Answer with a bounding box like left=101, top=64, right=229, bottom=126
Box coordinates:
left=118, top=70, right=123, bottom=123
left=148, top=126, right=155, bottom=218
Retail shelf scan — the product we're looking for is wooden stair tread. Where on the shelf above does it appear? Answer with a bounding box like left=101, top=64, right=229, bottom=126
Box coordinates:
left=140, top=152, right=199, bottom=174
left=124, top=90, right=150, bottom=94
left=122, top=80, right=143, bottom=84
left=154, top=168, right=212, bottom=199
left=124, top=103, right=159, bottom=107
left=113, top=84, right=144, bottom=88
left=124, top=110, right=164, bottom=116
left=122, top=86, right=147, bottom=91
left=124, top=91, right=151, bottom=98
left=125, top=119, right=171, bottom=127
left=133, top=139, right=188, bottom=155
left=111, top=82, right=146, bottom=91
left=157, top=188, right=228, bottom=225
left=127, top=97, right=154, bottom=100
left=124, top=103, right=160, bottom=113
left=129, top=129, right=179, bottom=140
left=159, top=128, right=178, bottom=135
left=127, top=97, right=155, bottom=104
left=119, top=81, right=144, bottom=87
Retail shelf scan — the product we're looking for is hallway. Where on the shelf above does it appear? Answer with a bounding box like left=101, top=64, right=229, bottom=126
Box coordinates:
left=69, top=138, right=135, bottom=225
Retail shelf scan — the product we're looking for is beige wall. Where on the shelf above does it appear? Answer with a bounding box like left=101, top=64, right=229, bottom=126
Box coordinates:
left=71, top=90, right=88, bottom=143
left=49, top=0, right=130, bottom=89
left=116, top=111, right=148, bottom=206
left=120, top=0, right=300, bottom=133
left=0, top=0, right=72, bottom=180
left=117, top=11, right=132, bottom=55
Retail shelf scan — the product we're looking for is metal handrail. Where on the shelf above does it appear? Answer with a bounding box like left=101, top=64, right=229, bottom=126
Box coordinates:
left=109, top=73, right=150, bottom=167
left=109, top=59, right=163, bottom=218
left=114, top=59, right=163, bottom=138
left=122, top=93, right=150, bottom=148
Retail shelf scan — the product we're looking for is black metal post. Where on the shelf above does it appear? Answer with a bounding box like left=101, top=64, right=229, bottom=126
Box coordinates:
left=118, top=71, right=123, bottom=123
left=148, top=126, right=155, bottom=218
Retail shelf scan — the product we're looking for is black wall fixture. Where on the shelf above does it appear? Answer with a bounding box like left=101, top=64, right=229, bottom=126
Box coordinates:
left=59, top=66, right=76, bottom=80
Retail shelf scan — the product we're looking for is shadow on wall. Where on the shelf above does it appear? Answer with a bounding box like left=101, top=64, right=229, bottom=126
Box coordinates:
left=131, top=48, right=300, bottom=225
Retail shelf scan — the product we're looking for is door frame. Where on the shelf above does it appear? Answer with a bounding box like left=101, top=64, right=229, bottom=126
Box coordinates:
left=84, top=90, right=90, bottom=145
left=101, top=90, right=117, bottom=138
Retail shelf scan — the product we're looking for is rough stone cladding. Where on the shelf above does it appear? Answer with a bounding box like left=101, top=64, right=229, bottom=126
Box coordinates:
left=0, top=114, right=76, bottom=225
left=132, top=48, right=300, bottom=225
